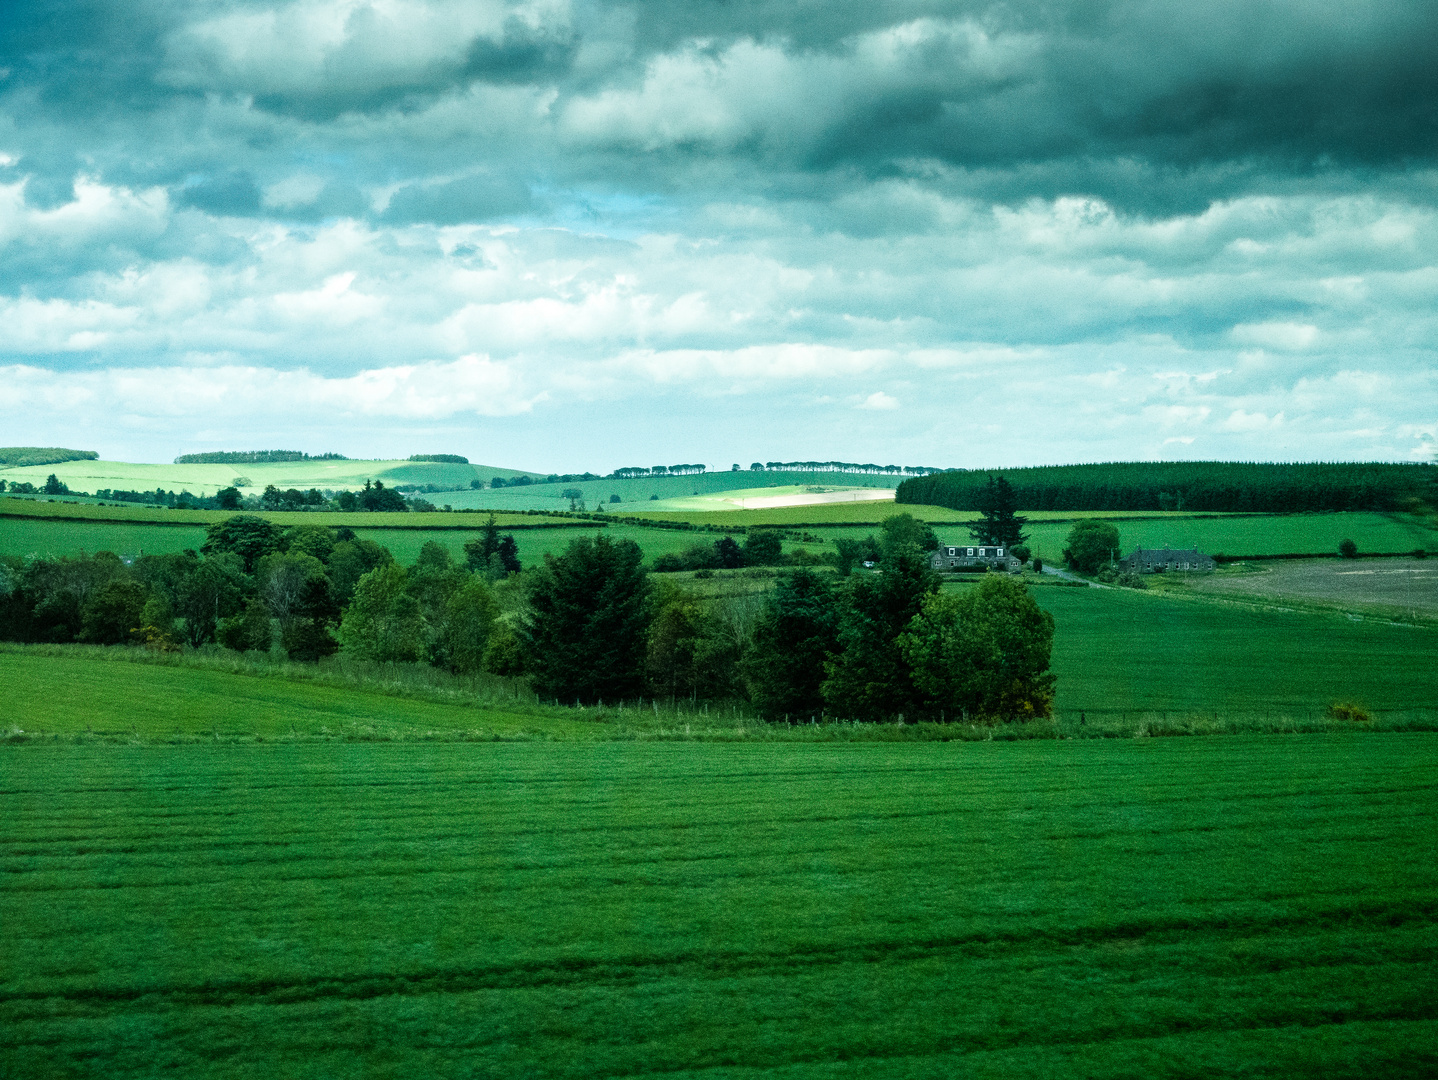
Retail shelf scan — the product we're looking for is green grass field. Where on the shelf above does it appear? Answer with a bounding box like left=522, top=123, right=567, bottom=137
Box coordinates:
left=0, top=512, right=763, bottom=566
left=950, top=512, right=1435, bottom=562
left=0, top=457, right=541, bottom=498
left=2, top=737, right=1435, bottom=1077
left=1028, top=582, right=1438, bottom=716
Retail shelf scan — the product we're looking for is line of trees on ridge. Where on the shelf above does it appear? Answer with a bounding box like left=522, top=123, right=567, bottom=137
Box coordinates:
left=898, top=462, right=1436, bottom=513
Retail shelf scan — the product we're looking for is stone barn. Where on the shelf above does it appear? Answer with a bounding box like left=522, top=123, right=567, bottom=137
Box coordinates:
left=1119, top=546, right=1216, bottom=573
left=931, top=544, right=1022, bottom=572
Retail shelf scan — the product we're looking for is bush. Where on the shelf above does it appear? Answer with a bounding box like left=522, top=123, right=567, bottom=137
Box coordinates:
left=1327, top=701, right=1372, bottom=722
left=1414, top=548, right=1428, bottom=559
left=1032, top=558, right=1043, bottom=573
left=1338, top=538, right=1358, bottom=558
left=1010, top=545, right=1031, bottom=565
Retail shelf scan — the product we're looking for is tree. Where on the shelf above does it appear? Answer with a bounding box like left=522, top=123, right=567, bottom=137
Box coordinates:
left=969, top=476, right=1028, bottom=547
left=521, top=534, right=651, bottom=704
left=899, top=575, right=1056, bottom=722
left=218, top=597, right=274, bottom=652
left=1339, top=538, right=1358, bottom=558
left=742, top=529, right=784, bottom=566
left=79, top=577, right=150, bottom=644
left=833, top=536, right=879, bottom=576
left=281, top=576, right=342, bottom=661
left=359, top=479, right=408, bottom=512
left=563, top=487, right=584, bottom=510
left=175, top=555, right=247, bottom=646
left=464, top=517, right=520, bottom=578
left=202, top=515, right=284, bottom=573
left=1063, top=520, right=1121, bottom=574
left=742, top=569, right=840, bottom=721
left=440, top=577, right=500, bottom=674
left=879, top=513, right=938, bottom=560
left=284, top=524, right=338, bottom=563
left=43, top=473, right=68, bottom=495
left=339, top=564, right=425, bottom=663
left=328, top=537, right=393, bottom=603
left=215, top=486, right=242, bottom=510
left=822, top=552, right=939, bottom=721
left=714, top=535, right=743, bottom=569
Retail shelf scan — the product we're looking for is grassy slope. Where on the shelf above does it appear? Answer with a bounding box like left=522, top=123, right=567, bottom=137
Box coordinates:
left=0, top=457, right=544, bottom=497
left=2, top=737, right=1435, bottom=1077
left=442, top=470, right=900, bottom=511
left=0, top=649, right=597, bottom=740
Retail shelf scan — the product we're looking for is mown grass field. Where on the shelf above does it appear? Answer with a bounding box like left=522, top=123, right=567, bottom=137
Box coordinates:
left=2, top=737, right=1435, bottom=1078
left=0, top=496, right=563, bottom=529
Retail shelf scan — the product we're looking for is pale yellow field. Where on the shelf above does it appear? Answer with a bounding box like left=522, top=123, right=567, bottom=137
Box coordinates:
left=643, top=485, right=897, bottom=512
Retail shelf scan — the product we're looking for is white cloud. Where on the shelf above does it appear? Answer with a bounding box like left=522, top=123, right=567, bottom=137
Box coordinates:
left=858, top=391, right=899, bottom=410
left=1231, top=322, right=1322, bottom=351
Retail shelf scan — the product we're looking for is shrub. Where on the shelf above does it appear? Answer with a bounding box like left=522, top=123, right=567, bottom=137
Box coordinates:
left=1415, top=548, right=1428, bottom=559
left=1010, top=545, right=1031, bottom=565
left=1032, top=557, right=1043, bottom=573
left=1326, top=701, right=1372, bottom=722
left=1338, top=538, right=1358, bottom=558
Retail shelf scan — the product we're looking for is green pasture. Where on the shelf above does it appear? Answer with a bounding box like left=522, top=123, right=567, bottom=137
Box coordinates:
left=1028, top=582, right=1438, bottom=716
left=0, top=648, right=589, bottom=740
left=2, top=737, right=1435, bottom=1078
left=0, top=457, right=542, bottom=498
left=0, top=496, right=561, bottom=529
left=938, top=511, right=1436, bottom=561
left=444, top=469, right=900, bottom=512
left=0, top=514, right=758, bottom=566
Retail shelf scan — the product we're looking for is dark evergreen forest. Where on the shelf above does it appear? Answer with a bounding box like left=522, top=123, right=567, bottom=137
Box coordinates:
left=897, top=462, right=1436, bottom=513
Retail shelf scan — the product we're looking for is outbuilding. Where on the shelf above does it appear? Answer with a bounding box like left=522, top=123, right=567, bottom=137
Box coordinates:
left=1119, top=546, right=1216, bottom=573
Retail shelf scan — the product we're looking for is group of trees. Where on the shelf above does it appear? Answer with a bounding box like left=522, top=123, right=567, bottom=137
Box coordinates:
left=746, top=461, right=943, bottom=476
left=0, top=447, right=97, bottom=467
left=0, top=514, right=526, bottom=668
left=899, top=462, right=1437, bottom=514
left=651, top=530, right=788, bottom=573
left=1, top=508, right=1055, bottom=723
left=524, top=519, right=1055, bottom=722
left=0, top=474, right=71, bottom=496
left=173, top=451, right=348, bottom=464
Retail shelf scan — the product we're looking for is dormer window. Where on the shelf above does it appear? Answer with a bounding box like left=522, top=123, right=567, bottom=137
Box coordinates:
left=967, top=548, right=974, bottom=557
left=997, top=548, right=1003, bottom=557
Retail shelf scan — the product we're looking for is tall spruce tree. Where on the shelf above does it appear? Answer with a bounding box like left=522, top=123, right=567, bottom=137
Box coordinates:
left=521, top=534, right=651, bottom=704
left=968, top=475, right=1028, bottom=547
left=742, top=569, right=840, bottom=721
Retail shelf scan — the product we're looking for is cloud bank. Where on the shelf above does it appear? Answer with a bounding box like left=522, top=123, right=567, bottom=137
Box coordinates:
left=0, top=0, right=1434, bottom=467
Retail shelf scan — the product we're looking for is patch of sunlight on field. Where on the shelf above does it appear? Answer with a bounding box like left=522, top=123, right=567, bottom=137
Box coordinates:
left=2, top=738, right=1436, bottom=1077
left=644, top=485, right=898, bottom=511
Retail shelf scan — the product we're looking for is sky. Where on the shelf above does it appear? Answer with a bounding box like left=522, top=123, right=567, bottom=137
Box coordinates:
left=1, top=0, right=1435, bottom=472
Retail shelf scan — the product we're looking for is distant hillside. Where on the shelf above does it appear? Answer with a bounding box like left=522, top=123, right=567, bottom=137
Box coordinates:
left=897, top=461, right=1437, bottom=513
left=0, top=447, right=98, bottom=467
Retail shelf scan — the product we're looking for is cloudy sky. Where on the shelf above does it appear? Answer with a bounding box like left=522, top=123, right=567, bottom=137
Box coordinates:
left=2, top=0, right=1435, bottom=471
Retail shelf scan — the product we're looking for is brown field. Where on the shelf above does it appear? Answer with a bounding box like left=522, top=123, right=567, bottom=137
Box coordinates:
left=1187, top=557, right=1438, bottom=619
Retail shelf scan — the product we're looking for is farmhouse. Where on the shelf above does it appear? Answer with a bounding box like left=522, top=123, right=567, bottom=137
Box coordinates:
left=1120, top=546, right=1216, bottom=573
left=931, top=544, right=1022, bottom=572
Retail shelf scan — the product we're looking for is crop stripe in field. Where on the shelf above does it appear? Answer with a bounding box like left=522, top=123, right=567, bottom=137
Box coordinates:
left=3, top=896, right=1435, bottom=1011
left=610, top=1018, right=1438, bottom=1080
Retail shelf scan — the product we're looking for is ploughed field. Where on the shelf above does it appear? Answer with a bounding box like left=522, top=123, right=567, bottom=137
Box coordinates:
left=1186, top=557, right=1438, bottom=618
left=2, top=738, right=1435, bottom=1078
